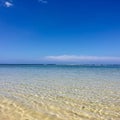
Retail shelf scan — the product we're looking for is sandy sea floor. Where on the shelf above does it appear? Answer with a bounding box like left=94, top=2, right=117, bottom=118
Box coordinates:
left=0, top=65, right=120, bottom=120
left=0, top=95, right=120, bottom=120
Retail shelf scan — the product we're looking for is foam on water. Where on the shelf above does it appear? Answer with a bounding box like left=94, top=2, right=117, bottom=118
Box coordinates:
left=0, top=65, right=120, bottom=120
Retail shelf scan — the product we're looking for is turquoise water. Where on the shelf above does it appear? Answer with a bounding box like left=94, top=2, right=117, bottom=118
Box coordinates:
left=0, top=65, right=120, bottom=120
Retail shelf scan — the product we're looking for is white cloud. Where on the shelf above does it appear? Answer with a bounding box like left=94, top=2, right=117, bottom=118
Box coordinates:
left=38, top=0, right=48, bottom=4
left=44, top=55, right=120, bottom=63
left=1, top=0, right=47, bottom=8
left=4, top=1, right=13, bottom=7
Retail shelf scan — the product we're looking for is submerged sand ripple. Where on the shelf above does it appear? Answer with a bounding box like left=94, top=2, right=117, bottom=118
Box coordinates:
left=0, top=95, right=120, bottom=120
left=0, top=65, right=120, bottom=120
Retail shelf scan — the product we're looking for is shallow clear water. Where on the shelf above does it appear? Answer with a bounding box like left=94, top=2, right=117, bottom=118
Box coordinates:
left=0, top=65, right=120, bottom=120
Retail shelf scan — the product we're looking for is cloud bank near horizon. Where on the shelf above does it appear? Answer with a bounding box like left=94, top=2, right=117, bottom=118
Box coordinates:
left=0, top=55, right=120, bottom=64
left=44, top=55, right=120, bottom=63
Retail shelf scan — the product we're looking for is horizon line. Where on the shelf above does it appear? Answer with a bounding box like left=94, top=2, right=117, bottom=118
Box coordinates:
left=0, top=63, right=120, bottom=65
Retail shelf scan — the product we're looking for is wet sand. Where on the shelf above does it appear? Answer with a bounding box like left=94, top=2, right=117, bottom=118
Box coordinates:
left=0, top=95, right=120, bottom=120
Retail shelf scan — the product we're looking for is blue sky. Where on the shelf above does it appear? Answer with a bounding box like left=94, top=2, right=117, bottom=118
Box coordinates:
left=0, top=0, right=120, bottom=64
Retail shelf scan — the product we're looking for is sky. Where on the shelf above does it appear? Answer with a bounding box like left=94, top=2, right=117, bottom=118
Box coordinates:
left=0, top=0, right=120, bottom=64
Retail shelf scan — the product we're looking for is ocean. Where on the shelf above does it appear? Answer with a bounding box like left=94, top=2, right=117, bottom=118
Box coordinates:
left=0, top=64, right=120, bottom=120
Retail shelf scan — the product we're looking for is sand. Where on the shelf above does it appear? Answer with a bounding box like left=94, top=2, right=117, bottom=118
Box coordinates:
left=0, top=96, right=120, bottom=120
